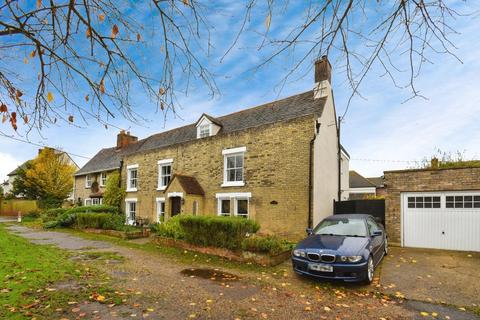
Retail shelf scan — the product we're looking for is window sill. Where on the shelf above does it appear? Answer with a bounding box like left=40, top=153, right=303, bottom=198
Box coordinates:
left=157, top=186, right=167, bottom=191
left=221, top=181, right=245, bottom=187
left=126, top=188, right=138, bottom=193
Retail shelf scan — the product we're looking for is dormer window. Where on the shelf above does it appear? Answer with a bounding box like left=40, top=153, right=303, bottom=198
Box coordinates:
left=195, top=113, right=222, bottom=139
left=199, top=124, right=210, bottom=138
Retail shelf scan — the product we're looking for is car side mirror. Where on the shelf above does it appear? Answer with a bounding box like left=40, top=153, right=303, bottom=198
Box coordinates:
left=372, top=230, right=383, bottom=237
left=306, top=228, right=313, bottom=235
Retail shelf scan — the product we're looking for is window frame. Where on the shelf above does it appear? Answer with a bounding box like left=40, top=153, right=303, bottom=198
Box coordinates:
left=156, top=197, right=165, bottom=223
left=85, top=174, right=92, bottom=188
left=157, top=159, right=173, bottom=190
left=221, top=147, right=246, bottom=187
left=84, top=198, right=92, bottom=206
left=216, top=192, right=251, bottom=218
left=199, top=124, right=211, bottom=138
left=126, top=164, right=139, bottom=192
left=407, top=196, right=441, bottom=209
left=125, top=198, right=137, bottom=225
left=446, top=194, right=480, bottom=209
left=100, top=172, right=107, bottom=187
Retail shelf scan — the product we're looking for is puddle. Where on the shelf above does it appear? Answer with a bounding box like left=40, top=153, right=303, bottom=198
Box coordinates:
left=181, top=268, right=240, bottom=282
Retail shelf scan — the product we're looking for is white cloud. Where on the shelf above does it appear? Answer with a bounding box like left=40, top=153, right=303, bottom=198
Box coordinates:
left=0, top=153, right=21, bottom=182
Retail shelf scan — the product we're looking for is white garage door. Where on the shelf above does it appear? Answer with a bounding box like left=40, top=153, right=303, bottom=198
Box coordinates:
left=402, top=191, right=480, bottom=252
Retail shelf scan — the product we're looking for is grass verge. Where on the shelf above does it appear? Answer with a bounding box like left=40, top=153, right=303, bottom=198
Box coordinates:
left=0, top=224, right=121, bottom=319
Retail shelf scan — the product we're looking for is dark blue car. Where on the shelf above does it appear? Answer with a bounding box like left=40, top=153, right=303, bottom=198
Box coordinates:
left=291, top=214, right=387, bottom=284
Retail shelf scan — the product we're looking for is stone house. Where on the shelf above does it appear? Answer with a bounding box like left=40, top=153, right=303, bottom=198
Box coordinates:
left=384, top=164, right=480, bottom=252
left=74, top=57, right=349, bottom=239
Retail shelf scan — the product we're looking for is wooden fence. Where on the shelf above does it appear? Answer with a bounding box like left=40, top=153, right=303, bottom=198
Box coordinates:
left=0, top=199, right=38, bottom=216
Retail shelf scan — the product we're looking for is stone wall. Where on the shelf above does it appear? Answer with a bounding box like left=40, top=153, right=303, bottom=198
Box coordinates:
left=384, top=167, right=480, bottom=244
left=121, top=115, right=316, bottom=240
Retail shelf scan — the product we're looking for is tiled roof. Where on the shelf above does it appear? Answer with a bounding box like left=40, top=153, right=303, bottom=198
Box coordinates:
left=76, top=90, right=325, bottom=176
left=349, top=170, right=376, bottom=188
left=366, top=177, right=384, bottom=188
left=173, top=175, right=205, bottom=195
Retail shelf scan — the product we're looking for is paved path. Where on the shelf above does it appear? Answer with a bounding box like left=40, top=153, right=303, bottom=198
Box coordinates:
left=5, top=224, right=479, bottom=320
left=0, top=216, right=18, bottom=223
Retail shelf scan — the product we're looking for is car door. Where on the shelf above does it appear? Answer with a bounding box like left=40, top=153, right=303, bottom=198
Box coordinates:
left=366, top=218, right=383, bottom=263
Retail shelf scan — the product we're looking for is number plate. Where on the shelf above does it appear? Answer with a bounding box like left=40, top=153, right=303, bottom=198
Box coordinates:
left=309, top=263, right=333, bottom=272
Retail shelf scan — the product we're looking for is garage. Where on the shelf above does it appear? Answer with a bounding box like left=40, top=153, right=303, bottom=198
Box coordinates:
left=384, top=165, right=480, bottom=252
left=402, top=192, right=480, bottom=251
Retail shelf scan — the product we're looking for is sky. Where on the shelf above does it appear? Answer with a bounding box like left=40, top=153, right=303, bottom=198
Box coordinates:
left=1, top=1, right=480, bottom=181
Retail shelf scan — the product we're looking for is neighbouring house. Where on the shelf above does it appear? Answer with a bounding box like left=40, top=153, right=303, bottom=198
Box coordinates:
left=366, top=176, right=386, bottom=197
left=74, top=57, right=350, bottom=238
left=4, top=148, right=79, bottom=199
left=348, top=170, right=376, bottom=200
left=384, top=161, right=480, bottom=252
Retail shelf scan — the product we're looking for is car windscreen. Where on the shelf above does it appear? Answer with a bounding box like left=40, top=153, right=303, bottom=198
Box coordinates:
left=313, top=218, right=367, bottom=237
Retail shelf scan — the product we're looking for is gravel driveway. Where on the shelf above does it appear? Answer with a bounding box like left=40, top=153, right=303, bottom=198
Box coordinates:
left=6, top=224, right=479, bottom=320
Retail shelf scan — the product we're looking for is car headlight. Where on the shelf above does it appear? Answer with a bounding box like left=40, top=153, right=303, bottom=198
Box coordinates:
left=293, top=249, right=306, bottom=258
left=340, top=255, right=362, bottom=263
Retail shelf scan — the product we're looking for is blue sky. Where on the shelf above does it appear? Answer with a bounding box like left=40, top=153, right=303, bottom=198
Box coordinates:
left=1, top=1, right=479, bottom=181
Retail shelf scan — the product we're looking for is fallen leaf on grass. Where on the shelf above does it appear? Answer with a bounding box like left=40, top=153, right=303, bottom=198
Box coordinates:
left=420, top=311, right=429, bottom=316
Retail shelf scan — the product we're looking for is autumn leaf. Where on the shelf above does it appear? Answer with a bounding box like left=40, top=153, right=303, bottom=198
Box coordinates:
left=86, top=28, right=92, bottom=38
left=85, top=95, right=89, bottom=102
left=420, top=311, right=429, bottom=317
left=265, top=14, right=271, bottom=30
left=0, top=103, right=7, bottom=113
left=68, top=115, right=74, bottom=123
left=23, top=57, right=28, bottom=64
left=183, top=0, right=189, bottom=5
left=159, top=87, right=165, bottom=95
left=23, top=115, right=28, bottom=124
left=111, top=25, right=119, bottom=38
left=2, top=115, right=6, bottom=123
left=136, top=33, right=141, bottom=41
left=47, top=92, right=54, bottom=102
left=99, top=80, right=106, bottom=94
left=99, top=13, right=105, bottom=22
left=15, top=90, right=23, bottom=99
left=36, top=0, right=42, bottom=9
left=30, top=50, right=36, bottom=58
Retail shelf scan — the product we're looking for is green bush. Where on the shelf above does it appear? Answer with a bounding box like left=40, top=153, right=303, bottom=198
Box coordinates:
left=156, top=216, right=185, bottom=240
left=43, top=220, right=58, bottom=229
left=241, top=235, right=294, bottom=255
left=75, top=212, right=125, bottom=230
left=68, top=205, right=118, bottom=214
left=24, top=209, right=42, bottom=219
left=57, top=212, right=77, bottom=227
left=179, top=215, right=260, bottom=250
left=41, top=208, right=67, bottom=222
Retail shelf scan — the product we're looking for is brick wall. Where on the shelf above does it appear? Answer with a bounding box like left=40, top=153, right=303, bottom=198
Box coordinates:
left=120, top=116, right=316, bottom=240
left=384, top=167, right=480, bottom=244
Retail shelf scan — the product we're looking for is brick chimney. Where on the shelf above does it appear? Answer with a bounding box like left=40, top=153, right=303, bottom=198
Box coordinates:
left=431, top=157, right=439, bottom=169
left=116, top=130, right=138, bottom=149
left=314, top=55, right=332, bottom=99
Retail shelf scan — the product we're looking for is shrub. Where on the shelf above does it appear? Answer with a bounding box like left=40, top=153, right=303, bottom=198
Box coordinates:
left=43, top=220, right=58, bottom=229
left=103, top=172, right=125, bottom=208
left=75, top=212, right=125, bottom=230
left=24, top=209, right=42, bottom=219
left=241, top=235, right=294, bottom=255
left=57, top=212, right=77, bottom=227
left=41, top=208, right=67, bottom=222
left=179, top=216, right=260, bottom=250
left=68, top=205, right=118, bottom=215
left=156, top=216, right=185, bottom=240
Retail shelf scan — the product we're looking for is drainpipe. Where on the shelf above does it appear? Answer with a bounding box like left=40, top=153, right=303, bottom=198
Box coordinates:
left=337, top=116, right=342, bottom=201
left=308, top=121, right=321, bottom=228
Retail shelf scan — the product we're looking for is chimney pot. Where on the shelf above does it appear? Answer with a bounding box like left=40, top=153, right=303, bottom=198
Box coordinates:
left=431, top=157, right=439, bottom=169
left=117, top=130, right=138, bottom=149
left=315, top=56, right=332, bottom=84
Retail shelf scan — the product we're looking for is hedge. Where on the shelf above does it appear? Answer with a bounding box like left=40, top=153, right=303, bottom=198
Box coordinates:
left=156, top=216, right=185, bottom=240
left=241, top=235, right=294, bottom=255
left=75, top=212, right=125, bottom=230
left=178, top=215, right=260, bottom=250
left=67, top=205, right=118, bottom=214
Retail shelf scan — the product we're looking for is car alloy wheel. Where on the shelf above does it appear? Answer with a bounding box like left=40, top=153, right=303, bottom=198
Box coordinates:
left=366, top=256, right=374, bottom=284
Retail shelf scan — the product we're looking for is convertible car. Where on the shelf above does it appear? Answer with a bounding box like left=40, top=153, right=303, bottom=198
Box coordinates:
left=291, top=214, right=387, bottom=284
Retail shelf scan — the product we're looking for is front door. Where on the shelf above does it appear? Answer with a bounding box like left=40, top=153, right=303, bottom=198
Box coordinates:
left=171, top=197, right=181, bottom=217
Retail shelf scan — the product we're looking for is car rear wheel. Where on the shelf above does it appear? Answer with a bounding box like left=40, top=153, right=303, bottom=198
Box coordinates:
left=364, top=256, right=374, bottom=284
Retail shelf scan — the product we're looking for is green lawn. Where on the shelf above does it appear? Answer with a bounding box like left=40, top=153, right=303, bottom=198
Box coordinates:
left=0, top=224, right=115, bottom=319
